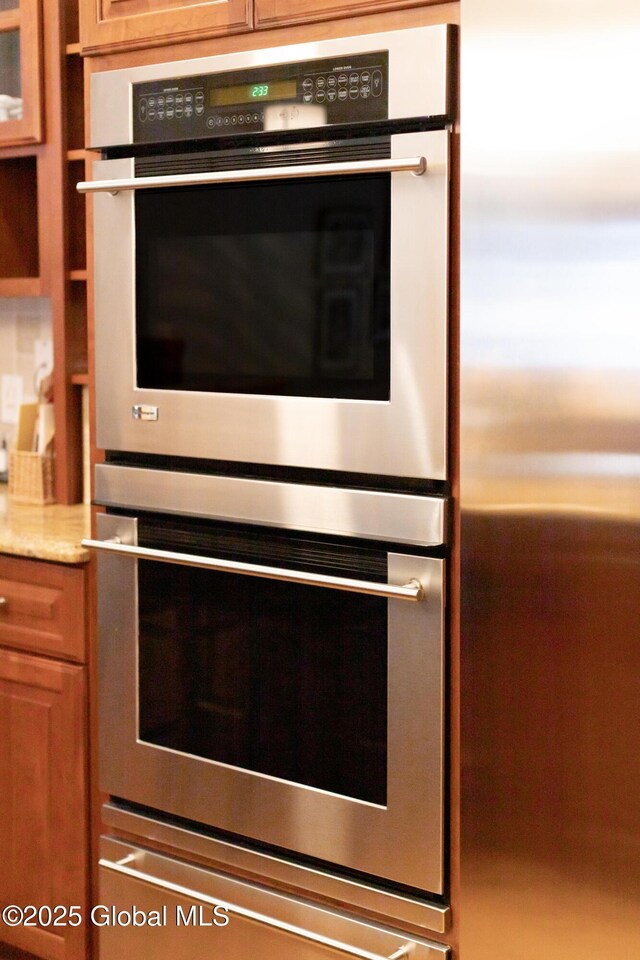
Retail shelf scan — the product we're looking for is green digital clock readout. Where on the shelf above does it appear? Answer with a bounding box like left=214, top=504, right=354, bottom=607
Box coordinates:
left=210, top=79, right=297, bottom=108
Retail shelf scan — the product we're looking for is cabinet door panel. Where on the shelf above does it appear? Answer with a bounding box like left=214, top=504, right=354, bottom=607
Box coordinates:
left=0, top=649, right=87, bottom=960
left=80, top=0, right=251, bottom=55
left=0, top=0, right=43, bottom=146
left=255, top=0, right=444, bottom=29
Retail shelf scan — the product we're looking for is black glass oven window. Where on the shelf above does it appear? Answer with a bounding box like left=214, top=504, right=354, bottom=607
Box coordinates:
left=137, top=560, right=388, bottom=804
left=135, top=174, right=390, bottom=400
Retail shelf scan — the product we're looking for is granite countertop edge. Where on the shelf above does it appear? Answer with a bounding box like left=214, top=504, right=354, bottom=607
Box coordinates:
left=0, top=484, right=92, bottom=566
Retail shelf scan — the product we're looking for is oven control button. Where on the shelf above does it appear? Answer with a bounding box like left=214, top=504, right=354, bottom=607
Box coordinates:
left=327, top=74, right=337, bottom=89
left=315, top=90, right=326, bottom=103
left=338, top=74, right=348, bottom=86
left=195, top=91, right=205, bottom=104
left=316, top=76, right=326, bottom=89
left=224, top=117, right=230, bottom=125
left=195, top=105, right=205, bottom=116
left=207, top=117, right=215, bottom=128
left=360, top=70, right=371, bottom=84
left=360, top=84, right=371, bottom=99
left=372, top=70, right=383, bottom=97
left=132, top=405, right=159, bottom=422
left=184, top=105, right=193, bottom=118
left=303, top=92, right=313, bottom=104
left=185, top=92, right=194, bottom=105
left=338, top=89, right=348, bottom=102
left=216, top=117, right=223, bottom=126
left=349, top=72, right=359, bottom=86
left=302, top=77, right=313, bottom=91
left=148, top=106, right=157, bottom=120
left=326, top=89, right=337, bottom=103
left=253, top=112, right=260, bottom=122
left=138, top=98, right=148, bottom=122
left=349, top=87, right=359, bottom=100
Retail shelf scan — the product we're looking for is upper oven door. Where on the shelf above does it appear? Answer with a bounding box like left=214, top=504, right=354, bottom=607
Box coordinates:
left=91, top=127, right=449, bottom=480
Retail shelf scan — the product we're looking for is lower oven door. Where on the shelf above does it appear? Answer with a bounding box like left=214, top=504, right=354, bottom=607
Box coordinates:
left=94, top=511, right=445, bottom=895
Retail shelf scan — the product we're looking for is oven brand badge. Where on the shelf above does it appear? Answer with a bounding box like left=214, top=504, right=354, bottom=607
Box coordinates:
left=132, top=404, right=159, bottom=421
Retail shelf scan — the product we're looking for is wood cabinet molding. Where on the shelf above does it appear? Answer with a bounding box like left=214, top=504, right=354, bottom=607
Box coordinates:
left=255, top=0, right=446, bottom=30
left=79, top=0, right=252, bottom=56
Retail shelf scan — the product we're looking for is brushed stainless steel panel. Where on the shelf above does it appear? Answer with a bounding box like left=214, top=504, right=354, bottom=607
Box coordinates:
left=91, top=127, right=449, bottom=480
left=89, top=25, right=453, bottom=148
left=461, top=0, right=640, bottom=957
left=94, top=464, right=446, bottom=547
left=99, top=838, right=450, bottom=959
left=102, top=802, right=450, bottom=934
left=97, top=513, right=445, bottom=893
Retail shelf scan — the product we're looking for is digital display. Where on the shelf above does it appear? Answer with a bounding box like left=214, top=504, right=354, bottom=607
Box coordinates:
left=210, top=79, right=297, bottom=107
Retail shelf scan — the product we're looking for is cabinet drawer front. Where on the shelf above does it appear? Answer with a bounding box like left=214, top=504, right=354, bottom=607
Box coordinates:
left=0, top=555, right=86, bottom=662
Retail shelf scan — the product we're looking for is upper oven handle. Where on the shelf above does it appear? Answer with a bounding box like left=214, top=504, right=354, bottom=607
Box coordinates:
left=82, top=536, right=424, bottom=602
left=76, top=155, right=427, bottom=195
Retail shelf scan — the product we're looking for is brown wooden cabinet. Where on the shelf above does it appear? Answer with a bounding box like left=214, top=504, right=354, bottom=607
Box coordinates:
left=254, top=0, right=445, bottom=29
left=0, top=555, right=89, bottom=960
left=79, top=0, right=252, bottom=55
left=0, top=0, right=43, bottom=148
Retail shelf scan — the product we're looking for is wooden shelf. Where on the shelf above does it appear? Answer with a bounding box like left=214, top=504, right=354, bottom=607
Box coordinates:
left=0, top=10, right=20, bottom=32
left=71, top=372, right=89, bottom=386
left=0, top=277, right=41, bottom=297
left=69, top=269, right=87, bottom=282
left=67, top=148, right=87, bottom=161
left=65, top=41, right=81, bottom=55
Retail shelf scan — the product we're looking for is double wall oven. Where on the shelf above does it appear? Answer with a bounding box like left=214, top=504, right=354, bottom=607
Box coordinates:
left=82, top=23, right=455, bottom=960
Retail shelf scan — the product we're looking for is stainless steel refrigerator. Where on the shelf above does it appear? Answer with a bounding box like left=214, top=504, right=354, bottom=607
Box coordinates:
left=460, top=0, right=640, bottom=956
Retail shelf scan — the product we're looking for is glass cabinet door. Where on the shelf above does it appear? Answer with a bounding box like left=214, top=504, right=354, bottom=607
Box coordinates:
left=0, top=0, right=42, bottom=146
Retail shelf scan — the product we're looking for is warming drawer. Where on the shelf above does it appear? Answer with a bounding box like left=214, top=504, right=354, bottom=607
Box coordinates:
left=100, top=838, right=450, bottom=960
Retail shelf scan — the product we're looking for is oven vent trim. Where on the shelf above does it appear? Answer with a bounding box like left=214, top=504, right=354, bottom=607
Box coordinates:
left=134, top=137, right=390, bottom=178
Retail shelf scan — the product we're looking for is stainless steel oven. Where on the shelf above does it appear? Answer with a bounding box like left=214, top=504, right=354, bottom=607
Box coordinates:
left=80, top=24, right=454, bottom=481
left=88, top=465, right=446, bottom=897
left=83, top=24, right=456, bottom=954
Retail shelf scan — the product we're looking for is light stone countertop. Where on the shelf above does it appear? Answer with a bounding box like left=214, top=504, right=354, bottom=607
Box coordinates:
left=0, top=484, right=91, bottom=564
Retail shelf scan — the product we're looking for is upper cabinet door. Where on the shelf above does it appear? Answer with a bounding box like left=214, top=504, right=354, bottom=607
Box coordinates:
left=255, top=0, right=443, bottom=29
left=0, top=0, right=43, bottom=147
left=79, top=0, right=252, bottom=55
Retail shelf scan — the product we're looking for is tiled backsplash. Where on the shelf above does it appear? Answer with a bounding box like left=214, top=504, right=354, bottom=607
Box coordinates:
left=0, top=298, right=52, bottom=443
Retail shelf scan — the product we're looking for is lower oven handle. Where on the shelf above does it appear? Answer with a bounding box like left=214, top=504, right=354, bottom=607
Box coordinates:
left=82, top=536, right=424, bottom=602
left=77, top=155, right=427, bottom=194
left=100, top=856, right=415, bottom=960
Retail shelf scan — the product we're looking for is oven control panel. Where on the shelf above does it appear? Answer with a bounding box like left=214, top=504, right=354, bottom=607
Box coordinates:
left=132, top=51, right=388, bottom=143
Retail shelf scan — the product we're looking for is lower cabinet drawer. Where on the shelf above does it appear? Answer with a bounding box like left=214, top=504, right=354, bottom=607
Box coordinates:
left=100, top=839, right=450, bottom=960
left=0, top=554, right=86, bottom=661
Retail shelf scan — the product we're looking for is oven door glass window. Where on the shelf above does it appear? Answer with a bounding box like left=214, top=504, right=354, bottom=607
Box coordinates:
left=136, top=522, right=388, bottom=805
left=135, top=174, right=391, bottom=400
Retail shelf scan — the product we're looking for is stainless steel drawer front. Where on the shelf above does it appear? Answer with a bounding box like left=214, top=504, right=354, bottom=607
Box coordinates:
left=100, top=838, right=450, bottom=960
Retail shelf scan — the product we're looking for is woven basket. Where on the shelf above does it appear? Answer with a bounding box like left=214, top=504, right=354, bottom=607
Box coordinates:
left=9, top=450, right=55, bottom=504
